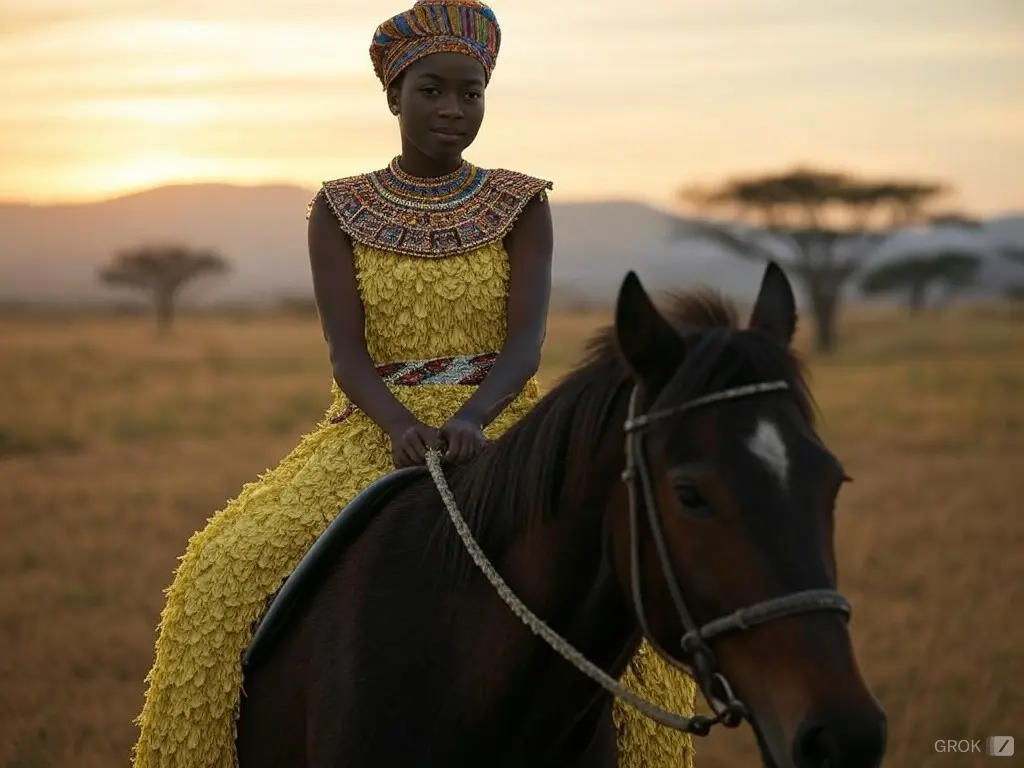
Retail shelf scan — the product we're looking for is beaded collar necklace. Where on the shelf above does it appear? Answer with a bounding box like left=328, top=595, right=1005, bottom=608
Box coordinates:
left=314, top=161, right=553, bottom=258
left=367, top=156, right=490, bottom=212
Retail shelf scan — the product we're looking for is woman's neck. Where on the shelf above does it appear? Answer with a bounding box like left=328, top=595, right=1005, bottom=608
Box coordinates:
left=396, top=147, right=464, bottom=179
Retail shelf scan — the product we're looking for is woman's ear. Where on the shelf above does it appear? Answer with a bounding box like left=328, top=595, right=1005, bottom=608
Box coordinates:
left=387, top=84, right=401, bottom=116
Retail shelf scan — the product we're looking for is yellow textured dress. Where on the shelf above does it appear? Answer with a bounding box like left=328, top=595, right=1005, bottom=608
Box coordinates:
left=132, top=159, right=696, bottom=768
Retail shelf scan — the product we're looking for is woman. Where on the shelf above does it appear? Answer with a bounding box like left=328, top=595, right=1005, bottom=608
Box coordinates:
left=132, top=1, right=697, bottom=766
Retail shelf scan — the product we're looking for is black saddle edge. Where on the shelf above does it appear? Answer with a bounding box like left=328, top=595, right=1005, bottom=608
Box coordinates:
left=242, top=465, right=429, bottom=672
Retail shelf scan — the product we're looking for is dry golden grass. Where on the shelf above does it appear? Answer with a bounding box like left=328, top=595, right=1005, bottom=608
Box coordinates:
left=0, top=303, right=1021, bottom=767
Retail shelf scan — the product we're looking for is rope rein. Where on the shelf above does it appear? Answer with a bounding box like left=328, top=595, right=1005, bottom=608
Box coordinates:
left=424, top=448, right=706, bottom=732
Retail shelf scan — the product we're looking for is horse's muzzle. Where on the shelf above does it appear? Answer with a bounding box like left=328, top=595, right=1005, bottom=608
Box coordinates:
left=792, top=702, right=887, bottom=768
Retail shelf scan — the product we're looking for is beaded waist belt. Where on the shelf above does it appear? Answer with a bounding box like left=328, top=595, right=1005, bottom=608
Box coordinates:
left=330, top=352, right=498, bottom=425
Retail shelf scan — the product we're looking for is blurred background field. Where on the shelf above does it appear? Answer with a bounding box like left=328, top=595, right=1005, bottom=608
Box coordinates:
left=1, top=302, right=1021, bottom=768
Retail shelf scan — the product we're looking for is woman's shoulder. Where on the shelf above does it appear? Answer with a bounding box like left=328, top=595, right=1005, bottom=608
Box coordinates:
left=304, top=170, right=374, bottom=223
left=481, top=166, right=553, bottom=204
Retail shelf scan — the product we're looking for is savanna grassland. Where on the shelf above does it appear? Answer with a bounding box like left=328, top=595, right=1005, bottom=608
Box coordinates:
left=1, top=301, right=1021, bottom=768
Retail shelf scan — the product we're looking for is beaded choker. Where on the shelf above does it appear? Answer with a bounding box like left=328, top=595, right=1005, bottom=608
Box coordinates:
left=314, top=159, right=553, bottom=258
left=368, top=157, right=490, bottom=213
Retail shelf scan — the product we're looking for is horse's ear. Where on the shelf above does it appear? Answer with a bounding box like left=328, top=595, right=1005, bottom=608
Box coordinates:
left=749, top=261, right=797, bottom=346
left=615, top=271, right=685, bottom=386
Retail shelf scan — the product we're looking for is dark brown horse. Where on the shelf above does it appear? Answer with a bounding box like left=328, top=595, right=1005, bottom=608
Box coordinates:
left=236, top=263, right=886, bottom=768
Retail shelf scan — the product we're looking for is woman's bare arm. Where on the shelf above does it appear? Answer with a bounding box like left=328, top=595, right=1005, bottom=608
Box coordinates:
left=307, top=192, right=419, bottom=435
left=451, top=191, right=554, bottom=428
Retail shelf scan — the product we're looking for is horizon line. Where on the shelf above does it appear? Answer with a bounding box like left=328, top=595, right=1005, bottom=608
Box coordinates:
left=2, top=180, right=1022, bottom=221
left=0, top=179, right=681, bottom=211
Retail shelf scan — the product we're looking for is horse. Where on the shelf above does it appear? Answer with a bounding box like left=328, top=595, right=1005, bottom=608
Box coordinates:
left=235, top=262, right=887, bottom=768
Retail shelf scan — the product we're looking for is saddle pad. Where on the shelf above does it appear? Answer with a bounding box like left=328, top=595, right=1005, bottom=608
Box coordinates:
left=242, top=466, right=428, bottom=670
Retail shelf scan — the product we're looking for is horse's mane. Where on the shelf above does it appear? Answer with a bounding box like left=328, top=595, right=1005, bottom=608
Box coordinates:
left=421, top=287, right=814, bottom=584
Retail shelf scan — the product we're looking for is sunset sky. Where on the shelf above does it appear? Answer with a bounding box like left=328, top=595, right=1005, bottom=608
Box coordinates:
left=2, top=0, right=1022, bottom=214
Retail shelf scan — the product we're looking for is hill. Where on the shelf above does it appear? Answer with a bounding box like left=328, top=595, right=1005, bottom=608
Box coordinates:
left=2, top=182, right=1022, bottom=307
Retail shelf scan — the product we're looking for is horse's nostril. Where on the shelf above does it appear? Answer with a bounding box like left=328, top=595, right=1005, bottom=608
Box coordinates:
left=793, top=722, right=831, bottom=767
left=792, top=707, right=887, bottom=768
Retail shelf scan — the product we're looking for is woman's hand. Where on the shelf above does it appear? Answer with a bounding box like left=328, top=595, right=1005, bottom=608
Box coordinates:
left=438, top=416, right=488, bottom=464
left=388, top=420, right=440, bottom=469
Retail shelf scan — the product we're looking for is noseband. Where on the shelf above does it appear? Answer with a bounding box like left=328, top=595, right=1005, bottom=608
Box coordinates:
left=621, top=380, right=853, bottom=733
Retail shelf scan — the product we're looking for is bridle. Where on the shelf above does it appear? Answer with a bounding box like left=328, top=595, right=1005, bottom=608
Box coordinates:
left=621, top=379, right=853, bottom=734
left=425, top=377, right=853, bottom=741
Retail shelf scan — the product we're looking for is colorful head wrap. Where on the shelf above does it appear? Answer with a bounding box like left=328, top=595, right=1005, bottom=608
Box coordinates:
left=370, top=0, right=501, bottom=91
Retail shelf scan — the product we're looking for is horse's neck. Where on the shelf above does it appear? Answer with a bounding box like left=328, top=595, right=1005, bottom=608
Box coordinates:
left=556, top=429, right=640, bottom=675
left=494, top=423, right=641, bottom=738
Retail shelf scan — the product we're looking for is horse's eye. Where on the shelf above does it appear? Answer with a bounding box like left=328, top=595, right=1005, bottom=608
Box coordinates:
left=675, top=485, right=712, bottom=516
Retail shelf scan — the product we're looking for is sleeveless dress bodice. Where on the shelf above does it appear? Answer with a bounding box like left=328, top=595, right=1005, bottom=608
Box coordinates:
left=324, top=238, right=539, bottom=438
left=354, top=241, right=511, bottom=365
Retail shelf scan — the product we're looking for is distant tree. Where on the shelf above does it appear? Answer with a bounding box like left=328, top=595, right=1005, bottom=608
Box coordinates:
left=859, top=251, right=983, bottom=313
left=927, top=214, right=1024, bottom=267
left=998, top=247, right=1024, bottom=317
left=675, top=168, right=959, bottom=353
left=98, top=245, right=229, bottom=334
left=998, top=245, right=1024, bottom=266
left=1003, top=284, right=1024, bottom=321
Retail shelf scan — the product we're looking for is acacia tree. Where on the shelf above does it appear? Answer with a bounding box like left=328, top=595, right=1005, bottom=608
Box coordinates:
left=676, top=168, right=952, bottom=353
left=997, top=245, right=1024, bottom=310
left=930, top=214, right=1024, bottom=266
left=98, top=245, right=229, bottom=334
left=999, top=245, right=1024, bottom=266
left=859, top=250, right=982, bottom=313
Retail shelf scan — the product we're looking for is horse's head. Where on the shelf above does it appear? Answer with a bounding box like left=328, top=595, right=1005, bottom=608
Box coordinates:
left=611, top=263, right=885, bottom=768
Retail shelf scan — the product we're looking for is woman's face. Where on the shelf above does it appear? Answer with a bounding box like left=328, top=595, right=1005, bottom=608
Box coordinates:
left=388, top=52, right=486, bottom=163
